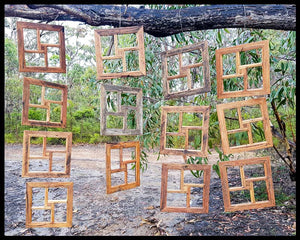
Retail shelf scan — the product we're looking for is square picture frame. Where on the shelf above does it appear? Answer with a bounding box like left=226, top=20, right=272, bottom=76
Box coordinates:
left=17, top=21, right=66, bottom=73
left=94, top=26, right=146, bottom=79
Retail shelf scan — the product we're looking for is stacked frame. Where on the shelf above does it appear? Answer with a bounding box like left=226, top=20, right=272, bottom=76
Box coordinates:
left=216, top=40, right=270, bottom=99
left=94, top=26, right=146, bottom=79
left=160, top=163, right=211, bottom=213
left=219, top=156, right=275, bottom=212
left=22, top=77, right=68, bottom=128
left=216, top=97, right=273, bottom=155
left=100, top=84, right=143, bottom=136
left=22, top=130, right=72, bottom=178
left=26, top=182, right=73, bottom=228
left=161, top=41, right=210, bottom=99
left=160, top=105, right=210, bottom=157
left=17, top=21, right=66, bottom=73
left=106, top=141, right=140, bottom=194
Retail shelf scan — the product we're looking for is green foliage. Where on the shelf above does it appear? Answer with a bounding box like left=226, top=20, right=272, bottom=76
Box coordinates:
left=187, top=156, right=209, bottom=178
left=212, top=146, right=234, bottom=178
left=74, top=108, right=95, bottom=120
left=5, top=38, right=19, bottom=78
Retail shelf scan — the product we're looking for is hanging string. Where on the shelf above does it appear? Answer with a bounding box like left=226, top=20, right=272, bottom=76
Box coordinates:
left=238, top=4, right=247, bottom=45
left=119, top=5, right=122, bottom=28
left=178, top=7, right=184, bottom=35
left=242, top=4, right=247, bottom=29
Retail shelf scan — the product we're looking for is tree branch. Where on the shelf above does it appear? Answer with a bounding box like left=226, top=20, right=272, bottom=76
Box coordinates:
left=5, top=4, right=296, bottom=37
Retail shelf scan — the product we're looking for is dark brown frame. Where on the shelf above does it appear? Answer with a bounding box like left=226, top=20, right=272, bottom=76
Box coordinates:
left=17, top=21, right=66, bottom=73
left=161, top=41, right=210, bottom=99
left=160, top=105, right=210, bottom=157
left=100, top=84, right=143, bottom=136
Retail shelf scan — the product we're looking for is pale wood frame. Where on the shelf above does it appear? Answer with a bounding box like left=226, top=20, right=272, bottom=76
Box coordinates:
left=22, top=130, right=72, bottom=178
left=216, top=97, right=273, bottom=155
left=26, top=181, right=73, bottom=228
left=216, top=40, right=270, bottom=99
left=106, top=141, right=140, bottom=194
left=94, top=26, right=146, bottom=79
left=100, top=84, right=143, bottom=136
left=219, top=156, right=275, bottom=212
left=22, top=77, right=68, bottom=128
left=161, top=41, right=210, bottom=99
left=160, top=106, right=210, bottom=157
left=160, top=163, right=211, bottom=213
left=17, top=21, right=66, bottom=73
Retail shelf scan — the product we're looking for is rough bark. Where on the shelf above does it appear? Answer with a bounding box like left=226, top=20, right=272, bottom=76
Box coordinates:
left=5, top=4, right=296, bottom=37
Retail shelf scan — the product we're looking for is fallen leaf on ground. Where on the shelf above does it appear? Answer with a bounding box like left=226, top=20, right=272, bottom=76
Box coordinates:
left=144, top=205, right=155, bottom=210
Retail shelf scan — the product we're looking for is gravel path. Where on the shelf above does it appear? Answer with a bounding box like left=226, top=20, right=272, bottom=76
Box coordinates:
left=4, top=144, right=296, bottom=236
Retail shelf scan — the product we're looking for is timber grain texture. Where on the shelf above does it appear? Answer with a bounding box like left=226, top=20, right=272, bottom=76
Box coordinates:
left=216, top=97, right=273, bottom=155
left=17, top=21, right=66, bottom=73
left=160, top=163, right=211, bottom=213
left=100, top=84, right=143, bottom=136
left=219, top=156, right=276, bottom=212
left=161, top=41, right=210, bottom=99
left=160, top=105, right=210, bottom=158
left=94, top=26, right=146, bottom=79
left=22, top=130, right=72, bottom=178
left=26, top=181, right=73, bottom=228
left=22, top=77, right=68, bottom=128
left=105, top=141, right=140, bottom=194
left=216, top=40, right=270, bottom=99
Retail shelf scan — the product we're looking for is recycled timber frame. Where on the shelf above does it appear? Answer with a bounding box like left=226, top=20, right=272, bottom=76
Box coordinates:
left=160, top=105, right=210, bottom=157
left=161, top=41, right=210, bottom=99
left=22, top=130, right=72, bottom=178
left=94, top=26, right=146, bottom=79
left=219, top=156, right=275, bottom=212
left=17, top=21, right=66, bottom=73
left=100, top=83, right=143, bottom=136
left=216, top=97, right=273, bottom=155
left=216, top=40, right=270, bottom=99
left=160, top=163, right=211, bottom=213
left=26, top=181, right=73, bottom=228
left=22, top=77, right=68, bottom=128
left=105, top=141, right=140, bottom=194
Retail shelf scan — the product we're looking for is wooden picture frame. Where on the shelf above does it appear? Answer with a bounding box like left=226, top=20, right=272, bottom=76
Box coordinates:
left=219, top=156, right=275, bottom=212
left=26, top=181, right=73, bottom=228
left=106, top=141, right=140, bottom=194
left=161, top=41, right=210, bottom=99
left=160, top=106, right=210, bottom=157
left=22, top=130, right=72, bottom=178
left=17, top=21, right=66, bottom=73
left=216, top=40, right=270, bottom=99
left=216, top=97, right=273, bottom=155
left=160, top=163, right=211, bottom=213
left=100, top=84, right=143, bottom=136
left=94, top=26, right=146, bottom=79
left=22, top=77, right=68, bottom=128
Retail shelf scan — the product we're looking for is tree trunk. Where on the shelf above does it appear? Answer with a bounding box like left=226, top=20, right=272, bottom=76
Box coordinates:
left=5, top=4, right=296, bottom=37
left=271, top=100, right=296, bottom=181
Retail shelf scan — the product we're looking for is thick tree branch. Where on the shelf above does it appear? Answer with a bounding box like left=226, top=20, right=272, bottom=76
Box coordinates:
left=5, top=4, right=296, bottom=37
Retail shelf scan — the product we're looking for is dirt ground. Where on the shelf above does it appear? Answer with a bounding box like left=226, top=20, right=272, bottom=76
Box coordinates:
left=4, top=144, right=296, bottom=236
